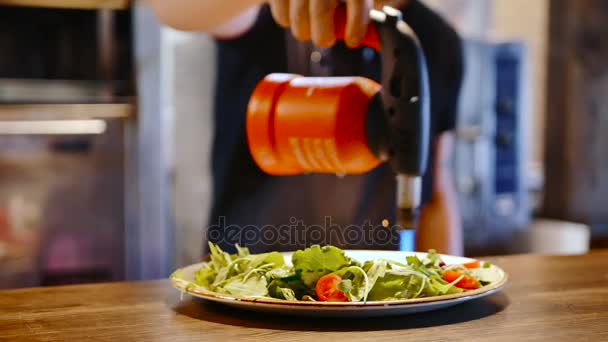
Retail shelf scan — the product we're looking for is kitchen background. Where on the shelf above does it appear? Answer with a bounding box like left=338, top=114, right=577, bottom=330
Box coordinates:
left=0, top=0, right=606, bottom=289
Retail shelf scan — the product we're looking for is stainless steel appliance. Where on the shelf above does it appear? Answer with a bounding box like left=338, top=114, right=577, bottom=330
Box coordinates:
left=454, top=39, right=531, bottom=255
left=0, top=4, right=135, bottom=288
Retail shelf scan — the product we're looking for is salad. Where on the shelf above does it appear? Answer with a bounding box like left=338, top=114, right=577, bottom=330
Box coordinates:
left=174, top=243, right=501, bottom=302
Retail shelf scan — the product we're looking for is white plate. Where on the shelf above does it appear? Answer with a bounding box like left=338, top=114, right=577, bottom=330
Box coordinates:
left=170, top=250, right=508, bottom=318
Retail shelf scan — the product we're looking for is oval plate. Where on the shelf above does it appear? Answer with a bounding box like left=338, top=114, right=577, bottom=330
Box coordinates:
left=170, top=250, right=508, bottom=318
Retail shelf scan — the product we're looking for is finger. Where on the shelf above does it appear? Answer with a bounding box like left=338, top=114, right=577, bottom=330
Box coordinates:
left=345, top=0, right=371, bottom=47
left=372, top=0, right=388, bottom=10
left=373, top=0, right=411, bottom=10
left=309, top=0, right=339, bottom=47
left=269, top=0, right=290, bottom=28
left=290, top=0, right=311, bottom=41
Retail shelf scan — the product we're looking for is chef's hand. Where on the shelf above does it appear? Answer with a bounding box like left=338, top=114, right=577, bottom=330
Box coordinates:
left=268, top=0, right=409, bottom=48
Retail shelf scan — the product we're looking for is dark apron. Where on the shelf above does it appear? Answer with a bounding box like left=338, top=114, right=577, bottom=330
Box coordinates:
left=206, top=33, right=400, bottom=254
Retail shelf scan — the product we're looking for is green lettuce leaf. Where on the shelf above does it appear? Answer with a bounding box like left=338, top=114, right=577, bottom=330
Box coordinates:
left=292, top=245, right=353, bottom=273
left=366, top=260, right=388, bottom=288
left=235, top=244, right=250, bottom=257
left=367, top=273, right=414, bottom=301
left=217, top=275, right=268, bottom=297
left=422, top=249, right=442, bottom=267
left=333, top=266, right=369, bottom=301
left=265, top=265, right=294, bottom=280
left=469, top=266, right=502, bottom=284
left=276, top=287, right=297, bottom=301
left=425, top=278, right=463, bottom=296
left=267, top=275, right=314, bottom=300
left=194, top=265, right=216, bottom=287
left=208, top=242, right=233, bottom=270
left=292, top=245, right=354, bottom=287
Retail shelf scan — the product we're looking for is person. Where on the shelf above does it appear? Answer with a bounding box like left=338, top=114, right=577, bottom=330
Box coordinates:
left=144, top=0, right=463, bottom=255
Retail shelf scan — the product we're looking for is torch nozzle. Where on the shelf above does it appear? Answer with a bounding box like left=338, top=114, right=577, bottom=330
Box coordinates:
left=395, top=174, right=422, bottom=231
left=396, top=207, right=420, bottom=230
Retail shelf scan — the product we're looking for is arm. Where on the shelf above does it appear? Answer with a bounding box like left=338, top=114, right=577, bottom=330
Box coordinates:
left=416, top=132, right=464, bottom=255
left=143, top=0, right=263, bottom=38
left=144, top=0, right=393, bottom=45
left=398, top=1, right=462, bottom=255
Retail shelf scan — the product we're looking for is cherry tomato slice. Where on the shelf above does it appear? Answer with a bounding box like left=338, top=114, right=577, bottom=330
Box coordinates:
left=443, top=270, right=479, bottom=289
left=315, top=274, right=349, bottom=302
left=463, top=260, right=481, bottom=269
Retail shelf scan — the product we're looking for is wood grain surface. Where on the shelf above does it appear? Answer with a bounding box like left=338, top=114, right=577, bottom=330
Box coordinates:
left=1, top=251, right=608, bottom=341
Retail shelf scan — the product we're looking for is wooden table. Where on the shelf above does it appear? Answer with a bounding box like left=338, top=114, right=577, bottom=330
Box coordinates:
left=1, top=251, right=608, bottom=341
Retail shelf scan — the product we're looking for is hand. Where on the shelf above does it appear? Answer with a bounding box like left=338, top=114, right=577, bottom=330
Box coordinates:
left=268, top=0, right=408, bottom=48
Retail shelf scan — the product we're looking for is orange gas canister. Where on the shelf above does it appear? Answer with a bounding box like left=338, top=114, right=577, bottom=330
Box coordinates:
left=247, top=74, right=382, bottom=176
left=246, top=6, right=430, bottom=229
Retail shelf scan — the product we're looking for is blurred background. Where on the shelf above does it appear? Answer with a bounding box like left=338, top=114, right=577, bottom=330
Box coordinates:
left=0, top=0, right=606, bottom=289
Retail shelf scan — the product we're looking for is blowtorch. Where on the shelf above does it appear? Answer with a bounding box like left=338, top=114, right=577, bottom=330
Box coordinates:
left=246, top=6, right=430, bottom=232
